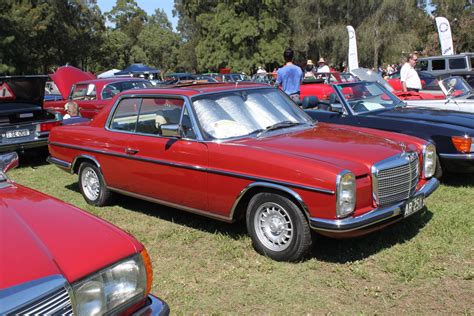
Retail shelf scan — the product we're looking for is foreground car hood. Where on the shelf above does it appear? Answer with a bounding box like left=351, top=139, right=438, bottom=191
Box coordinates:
left=50, top=66, right=96, bottom=99
left=235, top=123, right=409, bottom=176
left=0, top=184, right=140, bottom=289
left=376, top=107, right=474, bottom=129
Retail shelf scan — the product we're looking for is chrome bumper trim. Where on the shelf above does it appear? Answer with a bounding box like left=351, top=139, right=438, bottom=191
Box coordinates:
left=47, top=156, right=72, bottom=171
left=309, top=177, right=439, bottom=233
left=133, top=294, right=170, bottom=316
left=439, top=153, right=474, bottom=160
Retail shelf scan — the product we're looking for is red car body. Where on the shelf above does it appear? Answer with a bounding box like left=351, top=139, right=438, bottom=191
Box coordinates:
left=300, top=72, right=344, bottom=101
left=48, top=83, right=439, bottom=261
left=0, top=153, right=169, bottom=315
left=45, top=66, right=152, bottom=119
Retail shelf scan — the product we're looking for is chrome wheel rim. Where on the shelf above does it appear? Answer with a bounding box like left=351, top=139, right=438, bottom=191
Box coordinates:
left=81, top=167, right=100, bottom=201
left=254, top=202, right=293, bottom=251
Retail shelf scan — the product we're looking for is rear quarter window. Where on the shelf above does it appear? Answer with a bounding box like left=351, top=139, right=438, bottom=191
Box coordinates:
left=109, top=98, right=141, bottom=132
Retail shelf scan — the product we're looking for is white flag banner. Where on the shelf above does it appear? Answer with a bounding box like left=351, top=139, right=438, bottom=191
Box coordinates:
left=435, top=17, right=454, bottom=55
left=346, top=25, right=359, bottom=71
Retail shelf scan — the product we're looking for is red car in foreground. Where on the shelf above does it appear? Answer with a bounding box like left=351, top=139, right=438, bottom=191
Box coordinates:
left=0, top=152, right=169, bottom=315
left=45, top=66, right=152, bottom=119
left=48, top=83, right=439, bottom=261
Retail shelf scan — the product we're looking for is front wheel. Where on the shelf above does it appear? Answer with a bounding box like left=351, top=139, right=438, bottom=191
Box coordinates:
left=246, top=193, right=312, bottom=262
left=78, top=162, right=111, bottom=206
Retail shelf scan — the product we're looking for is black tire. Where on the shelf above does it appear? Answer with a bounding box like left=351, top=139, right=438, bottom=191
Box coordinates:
left=246, top=192, right=312, bottom=262
left=78, top=162, right=111, bottom=206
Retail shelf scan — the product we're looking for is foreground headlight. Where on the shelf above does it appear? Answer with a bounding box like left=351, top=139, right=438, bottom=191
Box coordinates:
left=423, top=143, right=437, bottom=178
left=336, top=171, right=356, bottom=218
left=72, top=250, right=152, bottom=316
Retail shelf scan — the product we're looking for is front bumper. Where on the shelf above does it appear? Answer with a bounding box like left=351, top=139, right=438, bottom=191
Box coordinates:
left=309, top=177, right=439, bottom=234
left=134, top=294, right=170, bottom=316
left=439, top=153, right=474, bottom=173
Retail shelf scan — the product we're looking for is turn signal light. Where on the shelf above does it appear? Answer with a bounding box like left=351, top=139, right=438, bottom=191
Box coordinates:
left=451, top=136, right=472, bottom=153
left=140, top=248, right=153, bottom=295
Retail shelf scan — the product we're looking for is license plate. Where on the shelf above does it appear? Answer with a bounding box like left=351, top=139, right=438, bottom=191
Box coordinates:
left=404, top=195, right=424, bottom=217
left=6, top=129, right=30, bottom=138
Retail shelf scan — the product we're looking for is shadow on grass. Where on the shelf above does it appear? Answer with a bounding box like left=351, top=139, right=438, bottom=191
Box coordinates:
left=310, top=209, right=433, bottom=263
left=64, top=183, right=248, bottom=240
left=16, top=149, right=49, bottom=168
left=440, top=173, right=474, bottom=188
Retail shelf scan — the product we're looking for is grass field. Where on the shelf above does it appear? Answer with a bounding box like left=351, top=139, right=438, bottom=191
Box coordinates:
left=9, top=158, right=474, bottom=314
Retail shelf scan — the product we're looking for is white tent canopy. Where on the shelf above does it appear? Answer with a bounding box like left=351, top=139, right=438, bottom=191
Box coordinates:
left=97, top=69, right=120, bottom=78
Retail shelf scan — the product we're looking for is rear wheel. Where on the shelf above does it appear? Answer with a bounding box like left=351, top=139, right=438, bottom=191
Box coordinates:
left=246, top=193, right=312, bottom=262
left=78, top=162, right=111, bottom=206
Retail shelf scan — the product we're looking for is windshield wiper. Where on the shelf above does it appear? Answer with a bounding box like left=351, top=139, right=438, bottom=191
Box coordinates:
left=256, top=121, right=303, bottom=138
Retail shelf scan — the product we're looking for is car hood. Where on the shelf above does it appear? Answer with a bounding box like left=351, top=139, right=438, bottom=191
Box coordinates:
left=375, top=106, right=474, bottom=129
left=0, top=76, right=47, bottom=114
left=0, top=184, right=140, bottom=289
left=235, top=123, right=409, bottom=176
left=50, top=66, right=96, bottom=99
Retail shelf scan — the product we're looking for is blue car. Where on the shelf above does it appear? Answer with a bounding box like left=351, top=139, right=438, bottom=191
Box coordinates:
left=303, top=81, right=474, bottom=176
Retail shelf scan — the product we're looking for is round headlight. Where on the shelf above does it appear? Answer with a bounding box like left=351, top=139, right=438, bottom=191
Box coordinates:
left=423, top=143, right=436, bottom=178
left=336, top=171, right=356, bottom=218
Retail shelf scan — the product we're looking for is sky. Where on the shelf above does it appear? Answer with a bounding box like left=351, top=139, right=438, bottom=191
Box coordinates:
left=96, top=0, right=178, bottom=30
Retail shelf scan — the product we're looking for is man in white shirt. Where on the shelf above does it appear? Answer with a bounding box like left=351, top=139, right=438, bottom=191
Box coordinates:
left=316, top=58, right=330, bottom=73
left=400, top=53, right=422, bottom=92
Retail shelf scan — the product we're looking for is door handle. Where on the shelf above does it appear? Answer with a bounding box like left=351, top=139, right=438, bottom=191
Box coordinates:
left=125, top=148, right=139, bottom=155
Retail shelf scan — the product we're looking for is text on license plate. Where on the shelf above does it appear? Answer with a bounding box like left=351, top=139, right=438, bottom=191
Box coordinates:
left=404, top=195, right=424, bottom=217
left=6, top=129, right=30, bottom=138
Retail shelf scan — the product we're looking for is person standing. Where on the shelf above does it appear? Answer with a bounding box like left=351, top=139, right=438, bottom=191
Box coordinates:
left=400, top=53, right=422, bottom=92
left=276, top=48, right=303, bottom=103
left=316, top=58, right=330, bottom=73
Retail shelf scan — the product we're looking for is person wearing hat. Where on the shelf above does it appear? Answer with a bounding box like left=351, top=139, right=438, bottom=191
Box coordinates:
left=317, top=57, right=330, bottom=73
left=304, top=60, right=316, bottom=78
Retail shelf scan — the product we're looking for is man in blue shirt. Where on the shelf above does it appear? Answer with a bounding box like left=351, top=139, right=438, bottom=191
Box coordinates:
left=276, top=48, right=303, bottom=103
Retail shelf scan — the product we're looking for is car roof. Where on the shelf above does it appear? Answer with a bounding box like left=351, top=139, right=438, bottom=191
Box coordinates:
left=75, top=77, right=149, bottom=86
left=114, top=82, right=269, bottom=98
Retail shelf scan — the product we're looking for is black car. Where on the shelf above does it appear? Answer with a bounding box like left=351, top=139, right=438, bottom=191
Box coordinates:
left=0, top=75, right=61, bottom=153
left=303, top=81, right=474, bottom=176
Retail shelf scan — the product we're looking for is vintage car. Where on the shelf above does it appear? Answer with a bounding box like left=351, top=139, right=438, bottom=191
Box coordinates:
left=353, top=69, right=474, bottom=113
left=302, top=81, right=474, bottom=175
left=300, top=72, right=357, bottom=102
left=386, top=70, right=440, bottom=91
left=45, top=66, right=152, bottom=119
left=0, top=75, right=61, bottom=153
left=0, top=152, right=169, bottom=315
left=48, top=83, right=439, bottom=262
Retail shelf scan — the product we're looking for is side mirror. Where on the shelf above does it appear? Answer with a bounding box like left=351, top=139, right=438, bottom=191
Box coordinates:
left=330, top=103, right=344, bottom=114
left=0, top=152, right=19, bottom=183
left=160, top=124, right=182, bottom=138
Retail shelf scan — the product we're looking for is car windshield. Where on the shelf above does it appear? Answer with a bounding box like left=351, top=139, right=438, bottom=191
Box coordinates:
left=102, top=80, right=152, bottom=99
left=439, top=77, right=471, bottom=98
left=191, top=88, right=313, bottom=140
left=336, top=81, right=401, bottom=113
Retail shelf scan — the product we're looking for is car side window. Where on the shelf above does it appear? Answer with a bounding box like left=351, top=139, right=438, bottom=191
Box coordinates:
left=431, top=59, right=446, bottom=70
left=72, top=84, right=96, bottom=101
left=136, top=98, right=188, bottom=137
left=110, top=98, right=141, bottom=132
left=449, top=58, right=467, bottom=70
left=417, top=60, right=428, bottom=71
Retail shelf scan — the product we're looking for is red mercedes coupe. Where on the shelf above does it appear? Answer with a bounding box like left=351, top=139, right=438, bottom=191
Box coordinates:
left=48, top=82, right=439, bottom=261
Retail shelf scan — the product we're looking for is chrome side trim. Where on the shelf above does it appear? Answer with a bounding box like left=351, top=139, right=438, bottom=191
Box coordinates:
left=49, top=141, right=334, bottom=195
left=229, top=182, right=310, bottom=219
left=71, top=154, right=102, bottom=174
left=439, top=153, right=474, bottom=160
left=109, top=187, right=234, bottom=222
left=46, top=156, right=71, bottom=171
left=309, top=177, right=439, bottom=233
left=0, top=275, right=68, bottom=315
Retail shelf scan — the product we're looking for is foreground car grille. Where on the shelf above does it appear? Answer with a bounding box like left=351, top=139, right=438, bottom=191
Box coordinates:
left=372, top=152, right=419, bottom=206
left=12, top=286, right=73, bottom=315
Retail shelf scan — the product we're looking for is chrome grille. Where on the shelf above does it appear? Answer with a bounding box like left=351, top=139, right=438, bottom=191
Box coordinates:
left=12, top=286, right=73, bottom=315
left=372, top=152, right=419, bottom=206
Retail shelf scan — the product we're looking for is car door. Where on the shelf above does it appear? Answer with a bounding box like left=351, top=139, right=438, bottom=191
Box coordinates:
left=122, top=96, right=209, bottom=211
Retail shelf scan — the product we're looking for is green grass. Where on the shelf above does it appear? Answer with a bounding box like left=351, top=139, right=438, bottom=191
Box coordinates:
left=9, top=159, right=474, bottom=314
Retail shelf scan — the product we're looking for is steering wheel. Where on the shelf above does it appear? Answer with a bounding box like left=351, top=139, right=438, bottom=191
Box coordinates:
left=350, top=100, right=365, bottom=112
